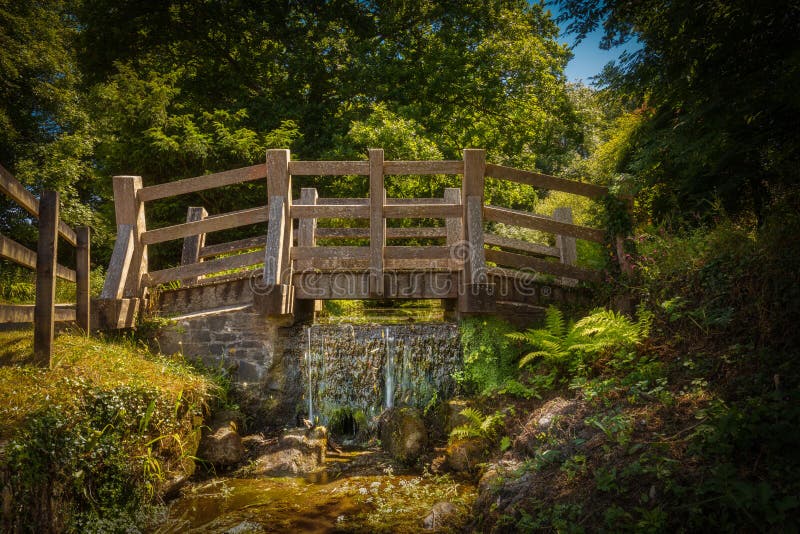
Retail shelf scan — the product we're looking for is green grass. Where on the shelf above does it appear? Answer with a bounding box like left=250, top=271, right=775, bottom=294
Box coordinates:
left=0, top=328, right=216, bottom=531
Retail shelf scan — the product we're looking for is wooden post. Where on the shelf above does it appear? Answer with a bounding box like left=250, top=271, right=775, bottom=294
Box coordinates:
left=297, top=188, right=318, bottom=271
left=266, top=149, right=292, bottom=291
left=180, top=206, right=208, bottom=286
left=75, top=226, right=91, bottom=333
left=443, top=187, right=462, bottom=316
left=34, top=190, right=58, bottom=366
left=553, top=207, right=578, bottom=287
left=459, top=149, right=494, bottom=314
left=294, top=188, right=318, bottom=322
left=112, top=175, right=147, bottom=298
left=369, top=148, right=385, bottom=297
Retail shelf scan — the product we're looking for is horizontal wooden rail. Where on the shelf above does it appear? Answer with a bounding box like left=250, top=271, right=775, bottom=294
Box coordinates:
left=383, top=161, right=463, bottom=174
left=141, top=206, right=268, bottom=245
left=291, top=204, right=370, bottom=219
left=0, top=304, right=76, bottom=323
left=290, top=246, right=370, bottom=260
left=315, top=227, right=448, bottom=239
left=200, top=234, right=267, bottom=259
left=0, top=232, right=77, bottom=282
left=485, top=249, right=602, bottom=282
left=138, top=164, right=267, bottom=202
left=484, top=205, right=605, bottom=243
left=485, top=163, right=608, bottom=199
left=317, top=197, right=447, bottom=205
left=383, top=203, right=461, bottom=218
left=483, top=233, right=560, bottom=258
left=289, top=161, right=369, bottom=176
left=143, top=250, right=263, bottom=287
left=0, top=164, right=77, bottom=245
left=383, top=246, right=452, bottom=260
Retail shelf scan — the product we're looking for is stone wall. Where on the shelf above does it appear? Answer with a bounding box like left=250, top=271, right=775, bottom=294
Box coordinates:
left=157, top=305, right=306, bottom=431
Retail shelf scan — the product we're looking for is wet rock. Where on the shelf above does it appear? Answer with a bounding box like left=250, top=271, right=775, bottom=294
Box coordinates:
left=514, top=397, right=578, bottom=456
left=444, top=399, right=471, bottom=434
left=422, top=501, right=458, bottom=530
left=198, top=425, right=245, bottom=466
left=380, top=407, right=428, bottom=465
left=445, top=438, right=487, bottom=473
left=252, top=426, right=327, bottom=475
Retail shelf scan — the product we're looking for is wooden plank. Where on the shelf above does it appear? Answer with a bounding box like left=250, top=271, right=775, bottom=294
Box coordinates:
left=75, top=226, right=91, bottom=332
left=315, top=197, right=445, bottom=206
left=200, top=235, right=266, bottom=258
left=484, top=205, right=605, bottom=243
left=303, top=258, right=369, bottom=271
left=465, top=195, right=488, bottom=284
left=485, top=249, right=602, bottom=282
left=180, top=206, right=208, bottom=285
left=0, top=233, right=76, bottom=282
left=297, top=188, right=318, bottom=272
left=292, top=271, right=457, bottom=299
left=267, top=150, right=293, bottom=293
left=384, top=258, right=453, bottom=270
left=100, top=225, right=134, bottom=300
left=0, top=163, right=77, bottom=245
left=553, top=207, right=578, bottom=286
left=0, top=304, right=76, bottom=323
left=483, top=233, right=560, bottom=258
left=113, top=175, right=148, bottom=297
left=314, top=227, right=448, bottom=239
left=291, top=246, right=370, bottom=260
left=383, top=246, right=452, bottom=260
left=137, top=164, right=267, bottom=202
left=315, top=227, right=369, bottom=239
left=291, top=204, right=370, bottom=219
left=383, top=203, right=461, bottom=218
left=485, top=163, right=608, bottom=199
left=34, top=190, right=58, bottom=366
left=263, top=196, right=286, bottom=286
left=444, top=188, right=463, bottom=249
left=288, top=160, right=369, bottom=176
left=141, top=206, right=268, bottom=245
left=384, top=160, right=463, bottom=174
left=369, top=149, right=385, bottom=296
left=143, top=250, right=263, bottom=287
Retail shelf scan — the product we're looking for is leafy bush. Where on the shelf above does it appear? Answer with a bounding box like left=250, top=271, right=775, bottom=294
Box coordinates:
left=455, top=317, right=521, bottom=396
left=508, top=306, right=649, bottom=378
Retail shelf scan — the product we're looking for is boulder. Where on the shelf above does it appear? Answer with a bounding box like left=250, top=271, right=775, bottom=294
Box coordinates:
left=444, top=438, right=487, bottom=473
left=422, top=501, right=459, bottom=530
left=198, top=425, right=245, bottom=467
left=444, top=399, right=471, bottom=434
left=380, top=407, right=428, bottom=464
left=514, top=397, right=578, bottom=456
left=253, top=426, right=327, bottom=475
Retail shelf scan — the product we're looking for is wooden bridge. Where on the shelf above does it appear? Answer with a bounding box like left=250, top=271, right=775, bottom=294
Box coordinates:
left=95, top=149, right=626, bottom=328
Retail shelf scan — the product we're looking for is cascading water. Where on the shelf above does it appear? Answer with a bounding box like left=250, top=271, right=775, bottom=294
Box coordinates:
left=303, top=323, right=461, bottom=432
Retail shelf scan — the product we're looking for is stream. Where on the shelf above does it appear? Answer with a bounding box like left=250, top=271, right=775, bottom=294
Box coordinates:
left=156, top=448, right=476, bottom=533
left=154, top=322, right=472, bottom=533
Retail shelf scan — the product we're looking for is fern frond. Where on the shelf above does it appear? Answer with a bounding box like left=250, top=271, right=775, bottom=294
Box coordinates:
left=449, top=424, right=482, bottom=441
left=544, top=306, right=565, bottom=338
left=459, top=407, right=485, bottom=428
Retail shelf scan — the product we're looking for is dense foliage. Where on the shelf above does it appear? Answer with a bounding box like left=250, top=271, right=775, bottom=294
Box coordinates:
left=555, top=0, right=800, bottom=223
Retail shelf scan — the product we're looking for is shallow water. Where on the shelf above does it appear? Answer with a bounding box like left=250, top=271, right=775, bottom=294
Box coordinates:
left=155, top=449, right=475, bottom=533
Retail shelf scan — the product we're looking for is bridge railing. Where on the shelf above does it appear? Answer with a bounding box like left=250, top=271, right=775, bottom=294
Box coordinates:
left=97, top=148, right=626, bottom=326
left=0, top=164, right=91, bottom=363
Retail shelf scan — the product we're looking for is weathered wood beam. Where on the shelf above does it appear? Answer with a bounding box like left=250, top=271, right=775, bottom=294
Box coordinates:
left=484, top=249, right=602, bottom=282
left=483, top=233, right=560, bottom=258
left=137, top=164, right=267, bottom=202
left=143, top=250, right=263, bottom=287
left=485, top=163, right=608, bottom=199
left=34, top=190, right=58, bottom=366
left=200, top=235, right=267, bottom=258
left=383, top=160, right=463, bottom=174
left=369, top=149, right=385, bottom=297
left=0, top=163, right=77, bottom=245
left=288, top=160, right=369, bottom=176
left=484, top=205, right=606, bottom=243
left=141, top=206, right=268, bottom=245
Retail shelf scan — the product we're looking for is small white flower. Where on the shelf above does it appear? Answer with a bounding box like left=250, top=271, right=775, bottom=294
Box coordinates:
left=358, top=487, right=368, bottom=495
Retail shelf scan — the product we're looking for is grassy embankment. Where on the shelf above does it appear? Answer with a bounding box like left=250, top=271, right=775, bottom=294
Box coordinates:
left=0, top=329, right=215, bottom=532
left=455, top=211, right=800, bottom=531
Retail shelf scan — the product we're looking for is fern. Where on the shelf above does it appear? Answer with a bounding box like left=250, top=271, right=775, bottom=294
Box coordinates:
left=449, top=408, right=504, bottom=443
left=509, top=306, right=646, bottom=371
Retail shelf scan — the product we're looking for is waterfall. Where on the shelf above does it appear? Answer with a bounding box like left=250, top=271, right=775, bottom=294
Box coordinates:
left=303, top=323, right=461, bottom=429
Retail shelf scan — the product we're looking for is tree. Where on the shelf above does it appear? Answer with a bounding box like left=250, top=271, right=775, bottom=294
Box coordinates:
left=556, top=0, right=800, bottom=223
